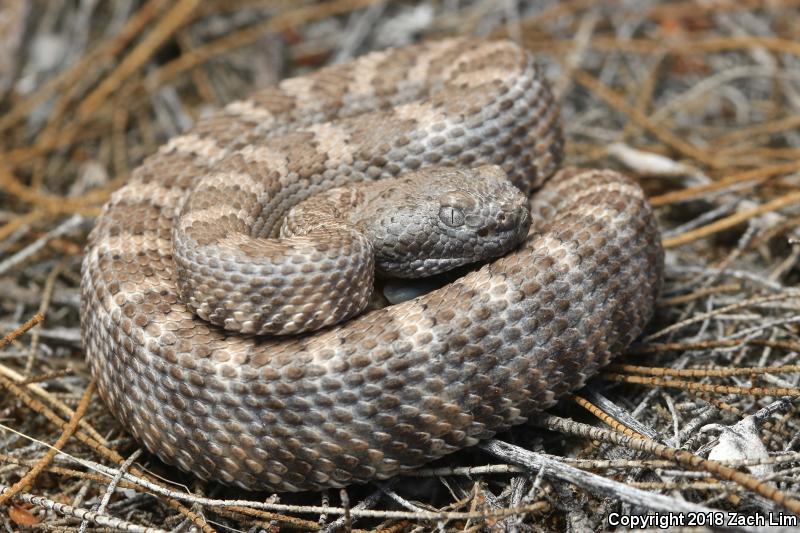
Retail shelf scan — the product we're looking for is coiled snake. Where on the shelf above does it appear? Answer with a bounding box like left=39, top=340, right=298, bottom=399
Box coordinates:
left=81, top=38, right=663, bottom=492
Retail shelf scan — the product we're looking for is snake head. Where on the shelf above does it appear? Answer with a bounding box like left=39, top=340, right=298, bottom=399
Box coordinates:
left=354, top=165, right=531, bottom=278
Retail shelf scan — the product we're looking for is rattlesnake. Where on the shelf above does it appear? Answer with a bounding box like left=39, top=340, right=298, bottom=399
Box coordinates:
left=81, top=38, right=663, bottom=492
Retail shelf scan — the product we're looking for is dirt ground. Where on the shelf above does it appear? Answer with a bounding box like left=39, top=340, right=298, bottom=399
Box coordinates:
left=2, top=1, right=800, bottom=531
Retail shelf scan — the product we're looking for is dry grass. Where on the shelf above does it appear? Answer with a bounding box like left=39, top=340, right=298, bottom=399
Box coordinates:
left=2, top=1, right=800, bottom=531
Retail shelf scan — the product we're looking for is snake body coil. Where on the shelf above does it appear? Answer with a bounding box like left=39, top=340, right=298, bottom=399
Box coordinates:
left=81, top=38, right=663, bottom=491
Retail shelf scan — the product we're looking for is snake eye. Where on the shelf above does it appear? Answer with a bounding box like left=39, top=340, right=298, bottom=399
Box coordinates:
left=439, top=205, right=465, bottom=227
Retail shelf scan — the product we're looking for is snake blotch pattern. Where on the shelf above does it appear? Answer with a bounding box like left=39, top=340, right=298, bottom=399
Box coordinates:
left=81, top=38, right=663, bottom=492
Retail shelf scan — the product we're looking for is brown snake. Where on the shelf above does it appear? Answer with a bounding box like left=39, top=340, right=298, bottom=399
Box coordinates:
left=81, top=38, right=664, bottom=492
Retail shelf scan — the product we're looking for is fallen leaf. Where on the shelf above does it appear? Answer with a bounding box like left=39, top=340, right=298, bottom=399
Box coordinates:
left=9, top=504, right=41, bottom=526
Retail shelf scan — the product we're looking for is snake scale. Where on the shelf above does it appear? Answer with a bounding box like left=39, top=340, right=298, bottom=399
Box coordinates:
left=81, top=38, right=663, bottom=492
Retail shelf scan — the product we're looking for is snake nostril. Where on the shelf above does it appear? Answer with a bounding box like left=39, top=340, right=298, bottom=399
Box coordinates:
left=497, top=211, right=515, bottom=229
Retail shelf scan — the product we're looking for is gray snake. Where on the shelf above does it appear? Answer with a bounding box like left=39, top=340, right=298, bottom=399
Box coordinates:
left=80, top=38, right=664, bottom=492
